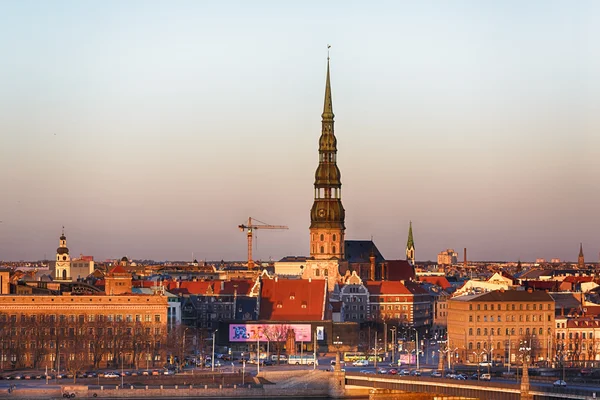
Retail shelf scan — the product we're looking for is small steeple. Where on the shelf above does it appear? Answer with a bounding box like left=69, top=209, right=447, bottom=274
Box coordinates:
left=578, top=243, right=585, bottom=268
left=407, top=221, right=415, bottom=250
left=579, top=243, right=584, bottom=257
left=406, top=221, right=415, bottom=266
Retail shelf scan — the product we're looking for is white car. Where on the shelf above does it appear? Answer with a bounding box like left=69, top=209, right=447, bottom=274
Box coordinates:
left=352, top=359, right=369, bottom=367
left=553, top=380, right=567, bottom=387
left=104, top=372, right=119, bottom=378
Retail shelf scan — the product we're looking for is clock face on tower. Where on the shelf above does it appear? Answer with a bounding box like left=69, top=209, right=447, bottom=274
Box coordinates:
left=318, top=209, right=326, bottom=218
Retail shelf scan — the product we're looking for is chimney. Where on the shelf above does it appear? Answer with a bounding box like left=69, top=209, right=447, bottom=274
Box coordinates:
left=464, top=248, right=467, bottom=269
left=561, top=307, right=564, bottom=316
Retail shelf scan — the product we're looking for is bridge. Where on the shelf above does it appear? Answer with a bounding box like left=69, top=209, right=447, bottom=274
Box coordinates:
left=345, top=373, right=600, bottom=400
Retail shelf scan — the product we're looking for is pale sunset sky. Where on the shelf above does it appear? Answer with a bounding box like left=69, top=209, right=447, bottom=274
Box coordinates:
left=0, top=1, right=599, bottom=262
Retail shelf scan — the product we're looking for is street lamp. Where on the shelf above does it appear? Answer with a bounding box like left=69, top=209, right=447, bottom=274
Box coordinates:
left=473, top=350, right=485, bottom=380
left=333, top=336, right=343, bottom=371
left=391, top=327, right=397, bottom=367
left=119, top=351, right=124, bottom=388
left=518, top=340, right=531, bottom=383
left=212, top=330, right=218, bottom=372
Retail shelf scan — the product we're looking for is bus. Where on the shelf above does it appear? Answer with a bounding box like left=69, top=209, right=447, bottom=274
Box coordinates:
left=343, top=352, right=366, bottom=363
left=367, top=354, right=384, bottom=362
left=288, top=355, right=318, bottom=365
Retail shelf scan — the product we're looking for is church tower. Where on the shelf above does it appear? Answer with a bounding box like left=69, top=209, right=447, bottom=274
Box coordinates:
left=578, top=243, right=585, bottom=268
left=310, top=56, right=345, bottom=260
left=406, top=221, right=415, bottom=266
left=55, top=228, right=71, bottom=281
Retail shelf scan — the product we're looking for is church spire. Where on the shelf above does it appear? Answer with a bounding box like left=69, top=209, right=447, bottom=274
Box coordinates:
left=322, top=54, right=334, bottom=120
left=310, top=50, right=346, bottom=260
left=406, top=221, right=415, bottom=266
left=578, top=243, right=585, bottom=268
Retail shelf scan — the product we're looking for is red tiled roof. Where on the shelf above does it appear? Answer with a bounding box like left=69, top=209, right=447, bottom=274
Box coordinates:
left=165, top=279, right=255, bottom=296
left=259, top=278, right=326, bottom=321
left=563, top=276, right=594, bottom=283
left=418, top=276, right=452, bottom=290
left=108, top=265, right=128, bottom=275
left=365, top=281, right=412, bottom=295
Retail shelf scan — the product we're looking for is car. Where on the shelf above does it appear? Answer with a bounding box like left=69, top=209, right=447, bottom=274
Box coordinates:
left=163, top=370, right=174, bottom=375
left=478, top=361, right=492, bottom=367
left=387, top=369, right=398, bottom=375
left=377, top=368, right=387, bottom=374
left=359, top=369, right=370, bottom=374
left=410, top=370, right=421, bottom=376
left=399, top=369, right=410, bottom=376
left=553, top=380, right=567, bottom=387
left=104, top=372, right=119, bottom=378
left=431, top=371, right=442, bottom=378
left=151, top=370, right=160, bottom=376
left=352, top=360, right=369, bottom=367
left=454, top=374, right=467, bottom=380
left=142, top=370, right=150, bottom=376
left=480, top=373, right=491, bottom=381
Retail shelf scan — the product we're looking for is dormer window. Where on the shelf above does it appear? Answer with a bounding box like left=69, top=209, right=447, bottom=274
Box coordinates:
left=301, top=302, right=307, bottom=309
left=276, top=301, right=283, bottom=308
left=290, top=293, right=295, bottom=300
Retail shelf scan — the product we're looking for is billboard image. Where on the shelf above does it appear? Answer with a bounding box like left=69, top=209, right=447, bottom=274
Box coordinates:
left=229, top=323, right=311, bottom=342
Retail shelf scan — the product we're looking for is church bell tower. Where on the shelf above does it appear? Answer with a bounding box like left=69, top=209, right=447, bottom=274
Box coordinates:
left=55, top=228, right=71, bottom=281
left=310, top=56, right=345, bottom=260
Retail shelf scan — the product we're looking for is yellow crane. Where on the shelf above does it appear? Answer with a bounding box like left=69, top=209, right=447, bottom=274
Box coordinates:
left=238, top=217, right=288, bottom=269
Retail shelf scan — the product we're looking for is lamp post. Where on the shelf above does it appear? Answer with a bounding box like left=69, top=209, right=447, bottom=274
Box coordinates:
left=256, top=334, right=260, bottom=375
left=391, top=327, right=397, bottom=367
left=333, top=336, right=343, bottom=372
left=119, top=351, right=124, bottom=388
left=212, top=330, right=218, bottom=372
left=374, top=331, right=378, bottom=369
left=473, top=350, right=485, bottom=380
left=518, top=340, right=531, bottom=383
left=486, top=347, right=494, bottom=375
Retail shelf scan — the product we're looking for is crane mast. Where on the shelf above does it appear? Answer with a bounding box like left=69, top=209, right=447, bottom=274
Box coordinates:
left=238, top=217, right=288, bottom=270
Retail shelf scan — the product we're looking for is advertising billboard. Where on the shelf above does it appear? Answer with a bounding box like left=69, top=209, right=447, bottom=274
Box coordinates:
left=229, top=323, right=312, bottom=342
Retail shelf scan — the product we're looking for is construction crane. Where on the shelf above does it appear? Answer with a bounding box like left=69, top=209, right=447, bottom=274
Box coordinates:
left=238, top=217, right=288, bottom=270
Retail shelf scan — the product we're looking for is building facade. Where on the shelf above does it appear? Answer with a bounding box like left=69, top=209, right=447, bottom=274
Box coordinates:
left=0, top=294, right=168, bottom=371
left=437, top=249, right=458, bottom=266
left=447, top=289, right=555, bottom=365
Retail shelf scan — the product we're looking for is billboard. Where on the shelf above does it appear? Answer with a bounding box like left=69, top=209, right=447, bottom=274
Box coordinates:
left=316, top=326, right=324, bottom=341
left=229, top=324, right=311, bottom=342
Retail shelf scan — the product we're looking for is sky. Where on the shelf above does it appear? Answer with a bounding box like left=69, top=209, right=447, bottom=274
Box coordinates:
left=0, top=0, right=599, bottom=263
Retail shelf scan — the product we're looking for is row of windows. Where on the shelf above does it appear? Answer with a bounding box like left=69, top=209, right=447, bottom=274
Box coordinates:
left=313, top=233, right=338, bottom=242
left=2, top=313, right=161, bottom=323
left=468, top=327, right=551, bottom=336
left=556, top=332, right=595, bottom=340
left=469, top=314, right=551, bottom=323
left=469, top=303, right=551, bottom=311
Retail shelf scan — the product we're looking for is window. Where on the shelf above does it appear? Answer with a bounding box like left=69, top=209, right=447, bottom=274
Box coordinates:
left=154, top=315, right=161, bottom=323
left=320, top=234, right=324, bottom=241
left=497, top=328, right=501, bottom=335
left=469, top=316, right=473, bottom=322
left=498, top=315, right=501, bottom=322
left=469, top=328, right=473, bottom=335
left=469, top=305, right=473, bottom=311
left=469, top=342, right=473, bottom=350
left=333, top=234, right=336, bottom=241
left=315, top=269, right=320, bottom=277
left=332, top=246, right=336, bottom=254
left=320, top=246, right=324, bottom=254
left=477, top=328, right=481, bottom=335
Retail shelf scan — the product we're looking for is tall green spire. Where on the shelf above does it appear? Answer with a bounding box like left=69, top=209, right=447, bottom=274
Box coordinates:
left=406, top=221, right=415, bottom=265
left=407, top=221, right=415, bottom=250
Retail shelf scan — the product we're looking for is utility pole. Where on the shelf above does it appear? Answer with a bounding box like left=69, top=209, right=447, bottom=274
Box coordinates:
left=416, top=330, right=420, bottom=371
left=257, top=335, right=260, bottom=375
left=374, top=331, right=378, bottom=369
left=313, top=331, right=317, bottom=370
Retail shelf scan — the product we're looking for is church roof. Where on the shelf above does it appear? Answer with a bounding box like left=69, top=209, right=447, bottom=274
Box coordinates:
left=259, top=278, right=326, bottom=321
left=386, top=260, right=416, bottom=281
left=418, top=275, right=451, bottom=290
left=345, top=240, right=385, bottom=263
left=108, top=265, right=128, bottom=275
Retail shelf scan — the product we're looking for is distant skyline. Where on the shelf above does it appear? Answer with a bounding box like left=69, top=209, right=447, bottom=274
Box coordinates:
left=1, top=1, right=599, bottom=262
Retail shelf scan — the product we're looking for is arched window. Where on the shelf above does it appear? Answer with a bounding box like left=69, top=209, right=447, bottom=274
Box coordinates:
left=332, top=246, right=336, bottom=254
left=469, top=342, right=473, bottom=350
left=484, top=328, right=488, bottom=336
left=320, top=246, right=324, bottom=254
left=320, top=234, right=324, bottom=241
left=477, top=342, right=481, bottom=350
left=497, top=328, right=501, bottom=335
left=539, top=328, right=543, bottom=335
left=469, top=328, right=473, bottom=335
left=333, top=234, right=336, bottom=241
left=315, top=269, right=320, bottom=277
left=62, top=270, right=67, bottom=279
left=497, top=342, right=501, bottom=350
left=477, top=328, right=481, bottom=336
